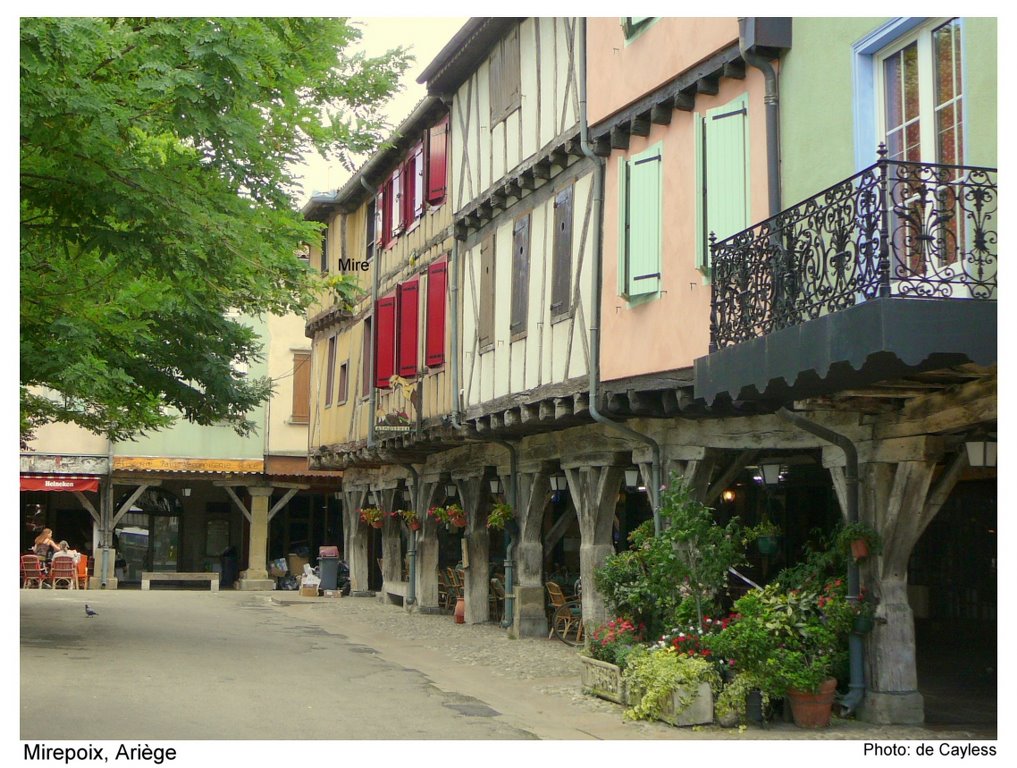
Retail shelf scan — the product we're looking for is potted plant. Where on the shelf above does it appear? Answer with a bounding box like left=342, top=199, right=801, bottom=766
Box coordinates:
left=580, top=618, right=644, bottom=703
left=486, top=502, right=513, bottom=531
left=394, top=508, right=421, bottom=531
left=621, top=646, right=720, bottom=726
left=358, top=507, right=384, bottom=528
left=835, top=521, right=882, bottom=561
left=427, top=503, right=466, bottom=529
left=746, top=515, right=781, bottom=556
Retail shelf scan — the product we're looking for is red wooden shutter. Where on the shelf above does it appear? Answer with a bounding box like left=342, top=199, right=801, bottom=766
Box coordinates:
left=426, top=115, right=449, bottom=205
left=425, top=259, right=447, bottom=367
left=396, top=279, right=419, bottom=377
left=374, top=295, right=396, bottom=389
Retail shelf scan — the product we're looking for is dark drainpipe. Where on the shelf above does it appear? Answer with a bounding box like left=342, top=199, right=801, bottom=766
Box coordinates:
left=738, top=18, right=781, bottom=218
left=777, top=407, right=865, bottom=715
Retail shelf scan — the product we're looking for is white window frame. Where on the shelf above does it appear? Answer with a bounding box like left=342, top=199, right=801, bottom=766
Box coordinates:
left=874, top=17, right=964, bottom=165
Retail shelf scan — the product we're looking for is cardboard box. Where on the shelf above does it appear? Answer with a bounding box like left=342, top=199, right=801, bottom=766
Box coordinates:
left=322, top=589, right=342, bottom=598
left=300, top=585, right=319, bottom=597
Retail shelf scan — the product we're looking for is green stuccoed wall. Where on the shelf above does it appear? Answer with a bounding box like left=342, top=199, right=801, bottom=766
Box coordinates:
left=779, top=17, right=997, bottom=209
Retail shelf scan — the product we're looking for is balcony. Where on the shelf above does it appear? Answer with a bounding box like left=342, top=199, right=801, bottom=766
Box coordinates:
left=695, top=151, right=997, bottom=405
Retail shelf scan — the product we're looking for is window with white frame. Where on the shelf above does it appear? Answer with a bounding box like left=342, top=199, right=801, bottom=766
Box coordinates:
left=876, top=18, right=964, bottom=165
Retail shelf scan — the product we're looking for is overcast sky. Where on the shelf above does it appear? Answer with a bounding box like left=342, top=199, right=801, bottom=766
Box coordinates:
left=292, top=17, right=467, bottom=207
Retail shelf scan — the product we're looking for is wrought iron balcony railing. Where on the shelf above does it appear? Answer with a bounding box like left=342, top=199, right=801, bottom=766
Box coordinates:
left=709, top=148, right=997, bottom=350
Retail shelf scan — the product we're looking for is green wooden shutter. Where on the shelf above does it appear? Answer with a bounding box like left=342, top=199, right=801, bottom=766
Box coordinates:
left=704, top=95, right=749, bottom=264
left=626, top=145, right=662, bottom=296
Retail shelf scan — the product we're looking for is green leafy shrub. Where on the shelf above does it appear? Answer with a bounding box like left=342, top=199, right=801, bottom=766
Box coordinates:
left=621, top=647, right=721, bottom=722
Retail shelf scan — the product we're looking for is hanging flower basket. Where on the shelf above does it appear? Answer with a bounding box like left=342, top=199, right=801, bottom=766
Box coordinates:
left=395, top=508, right=420, bottom=530
left=486, top=502, right=514, bottom=531
left=428, top=504, right=465, bottom=529
left=359, top=507, right=384, bottom=527
left=409, top=520, right=421, bottom=531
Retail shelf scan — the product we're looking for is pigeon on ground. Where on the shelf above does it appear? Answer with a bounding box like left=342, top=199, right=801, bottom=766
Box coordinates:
left=85, top=604, right=98, bottom=618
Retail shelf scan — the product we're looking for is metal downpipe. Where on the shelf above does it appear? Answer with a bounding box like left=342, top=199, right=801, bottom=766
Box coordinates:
left=738, top=18, right=782, bottom=217
left=578, top=17, right=662, bottom=531
left=362, top=176, right=381, bottom=448
left=777, top=407, right=865, bottom=715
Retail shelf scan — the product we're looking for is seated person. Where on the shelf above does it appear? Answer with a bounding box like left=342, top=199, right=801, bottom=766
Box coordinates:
left=51, top=540, right=80, bottom=564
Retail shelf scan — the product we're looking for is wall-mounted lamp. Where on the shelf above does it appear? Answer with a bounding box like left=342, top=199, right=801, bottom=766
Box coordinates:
left=182, top=488, right=191, bottom=497
left=549, top=474, right=568, bottom=492
left=759, top=460, right=784, bottom=487
left=489, top=477, right=503, bottom=495
left=965, top=435, right=997, bottom=467
left=445, top=482, right=458, bottom=498
left=721, top=489, right=736, bottom=503
left=624, top=468, right=640, bottom=488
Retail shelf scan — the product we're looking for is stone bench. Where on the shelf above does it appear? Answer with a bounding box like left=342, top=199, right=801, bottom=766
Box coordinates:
left=382, top=580, right=408, bottom=605
left=141, top=571, right=220, bottom=591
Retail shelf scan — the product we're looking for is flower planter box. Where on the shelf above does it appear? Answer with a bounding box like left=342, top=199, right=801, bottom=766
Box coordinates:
left=628, top=682, right=715, bottom=727
left=579, top=656, right=627, bottom=704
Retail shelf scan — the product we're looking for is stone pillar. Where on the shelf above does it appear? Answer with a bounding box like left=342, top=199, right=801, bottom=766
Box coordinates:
left=510, top=464, right=552, bottom=638
left=457, top=475, right=490, bottom=624
left=238, top=486, right=274, bottom=590
left=342, top=486, right=370, bottom=595
left=413, top=479, right=442, bottom=613
left=564, top=459, right=625, bottom=630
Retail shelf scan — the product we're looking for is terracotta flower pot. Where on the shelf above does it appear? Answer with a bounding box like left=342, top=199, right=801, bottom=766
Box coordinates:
left=453, top=597, right=465, bottom=624
left=370, top=520, right=384, bottom=529
left=850, top=538, right=869, bottom=560
left=409, top=521, right=421, bottom=531
left=787, top=678, right=837, bottom=728
left=450, top=516, right=466, bottom=528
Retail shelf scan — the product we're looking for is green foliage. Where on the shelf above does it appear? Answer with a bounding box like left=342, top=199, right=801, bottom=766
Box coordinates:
left=714, top=672, right=770, bottom=725
left=621, top=647, right=721, bottom=722
left=320, top=273, right=368, bottom=315
left=705, top=583, right=848, bottom=696
left=20, top=18, right=410, bottom=441
left=486, top=502, right=514, bottom=531
left=594, top=475, right=744, bottom=639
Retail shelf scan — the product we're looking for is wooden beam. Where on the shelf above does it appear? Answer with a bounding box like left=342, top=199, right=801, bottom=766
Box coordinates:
left=723, top=59, right=746, bottom=79
left=630, top=113, right=651, bottom=137
left=696, top=75, right=719, bottom=95
left=268, top=487, right=300, bottom=522
left=705, top=450, right=758, bottom=506
left=593, top=136, right=612, bottom=157
left=650, top=103, right=673, bottom=126
left=110, top=484, right=152, bottom=530
left=610, top=125, right=630, bottom=150
left=543, top=507, right=576, bottom=553
left=554, top=397, right=573, bottom=420
left=538, top=400, right=555, bottom=421
left=673, top=90, right=696, bottom=111
left=519, top=404, right=540, bottom=423
left=72, top=491, right=101, bottom=526
left=573, top=393, right=590, bottom=418
left=223, top=486, right=252, bottom=524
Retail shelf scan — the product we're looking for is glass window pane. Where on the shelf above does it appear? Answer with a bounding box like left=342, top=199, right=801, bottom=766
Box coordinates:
left=902, top=42, right=920, bottom=122
left=883, top=53, right=904, bottom=131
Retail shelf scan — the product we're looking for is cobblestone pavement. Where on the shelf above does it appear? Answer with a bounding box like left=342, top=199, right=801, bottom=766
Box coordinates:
left=267, top=592, right=995, bottom=742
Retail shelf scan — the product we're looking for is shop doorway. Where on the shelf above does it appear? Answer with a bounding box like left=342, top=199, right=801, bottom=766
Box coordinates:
left=113, top=488, right=182, bottom=583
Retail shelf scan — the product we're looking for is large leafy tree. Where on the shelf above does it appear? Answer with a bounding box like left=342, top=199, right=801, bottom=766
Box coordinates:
left=20, top=17, right=409, bottom=442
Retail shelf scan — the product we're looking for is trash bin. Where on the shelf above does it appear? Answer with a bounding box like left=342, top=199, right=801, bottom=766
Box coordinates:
left=318, top=546, right=340, bottom=591
left=220, top=546, right=238, bottom=589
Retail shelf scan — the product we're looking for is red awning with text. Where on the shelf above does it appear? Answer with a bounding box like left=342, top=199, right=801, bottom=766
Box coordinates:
left=21, top=475, right=100, bottom=493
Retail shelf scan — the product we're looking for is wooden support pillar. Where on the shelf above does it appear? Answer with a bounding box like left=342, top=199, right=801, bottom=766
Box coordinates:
left=456, top=475, right=490, bottom=624
left=413, top=479, right=442, bottom=613
left=341, top=486, right=370, bottom=594
left=378, top=487, right=402, bottom=604
left=511, top=464, right=553, bottom=639
left=848, top=448, right=966, bottom=725
left=564, top=461, right=625, bottom=630
left=238, top=486, right=274, bottom=590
